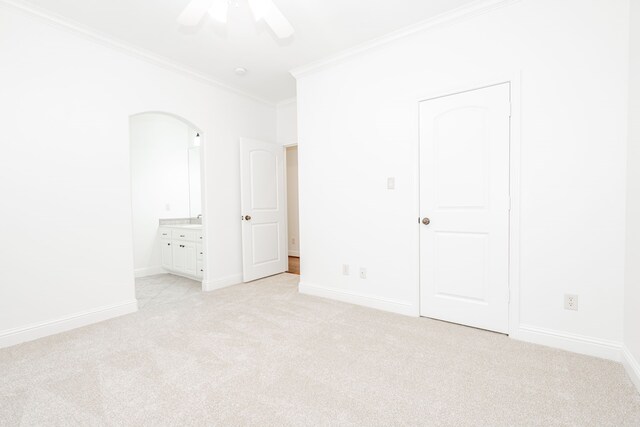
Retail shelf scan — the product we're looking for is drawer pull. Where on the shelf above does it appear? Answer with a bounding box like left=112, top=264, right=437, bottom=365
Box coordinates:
left=180, top=244, right=185, bottom=248
left=180, top=234, right=185, bottom=238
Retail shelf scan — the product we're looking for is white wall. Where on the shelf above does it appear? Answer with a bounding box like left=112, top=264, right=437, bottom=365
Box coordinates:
left=277, top=100, right=298, bottom=146
left=130, top=113, right=193, bottom=277
left=286, top=146, right=300, bottom=256
left=624, top=0, right=640, bottom=390
left=295, top=0, right=629, bottom=358
left=0, top=5, right=275, bottom=345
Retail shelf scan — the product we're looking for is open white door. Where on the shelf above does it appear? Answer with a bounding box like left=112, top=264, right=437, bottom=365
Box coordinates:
left=240, top=138, right=287, bottom=282
left=419, top=83, right=511, bottom=333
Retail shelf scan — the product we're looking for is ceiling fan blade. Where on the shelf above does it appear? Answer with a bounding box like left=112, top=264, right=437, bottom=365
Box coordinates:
left=177, top=0, right=213, bottom=26
left=248, top=0, right=294, bottom=39
left=208, top=0, right=229, bottom=24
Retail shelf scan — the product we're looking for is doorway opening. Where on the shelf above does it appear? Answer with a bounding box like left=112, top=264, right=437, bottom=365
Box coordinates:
left=286, top=145, right=300, bottom=275
left=129, top=112, right=206, bottom=307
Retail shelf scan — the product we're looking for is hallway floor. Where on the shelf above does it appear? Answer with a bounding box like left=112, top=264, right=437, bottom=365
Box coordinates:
left=1, top=273, right=639, bottom=425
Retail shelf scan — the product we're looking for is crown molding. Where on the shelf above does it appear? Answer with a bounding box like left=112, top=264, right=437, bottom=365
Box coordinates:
left=0, top=0, right=276, bottom=107
left=290, top=0, right=521, bottom=79
left=276, top=97, right=297, bottom=108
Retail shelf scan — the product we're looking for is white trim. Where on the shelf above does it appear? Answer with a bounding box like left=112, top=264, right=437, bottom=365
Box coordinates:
left=622, top=345, right=640, bottom=393
left=203, top=273, right=243, bottom=292
left=513, top=324, right=622, bottom=362
left=299, top=282, right=418, bottom=316
left=288, top=250, right=300, bottom=257
left=290, top=0, right=520, bottom=78
left=134, top=266, right=166, bottom=278
left=0, top=0, right=274, bottom=106
left=277, top=97, right=297, bottom=107
left=0, top=300, right=138, bottom=349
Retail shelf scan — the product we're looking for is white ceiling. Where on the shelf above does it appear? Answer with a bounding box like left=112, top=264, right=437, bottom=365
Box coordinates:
left=18, top=0, right=478, bottom=103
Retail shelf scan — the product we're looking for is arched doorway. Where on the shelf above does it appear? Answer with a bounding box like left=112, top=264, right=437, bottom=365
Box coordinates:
left=129, top=112, right=207, bottom=306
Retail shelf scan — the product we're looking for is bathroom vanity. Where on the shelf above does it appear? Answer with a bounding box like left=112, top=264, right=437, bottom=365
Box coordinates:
left=159, top=224, right=204, bottom=280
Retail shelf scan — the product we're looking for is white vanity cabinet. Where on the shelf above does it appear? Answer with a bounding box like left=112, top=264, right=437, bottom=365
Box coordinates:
left=159, top=225, right=203, bottom=280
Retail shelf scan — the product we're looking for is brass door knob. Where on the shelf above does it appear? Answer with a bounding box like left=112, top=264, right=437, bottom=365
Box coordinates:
left=244, top=215, right=252, bottom=221
left=422, top=217, right=431, bottom=225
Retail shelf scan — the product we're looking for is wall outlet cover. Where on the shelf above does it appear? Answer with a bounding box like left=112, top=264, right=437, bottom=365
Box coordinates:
left=564, top=294, right=578, bottom=311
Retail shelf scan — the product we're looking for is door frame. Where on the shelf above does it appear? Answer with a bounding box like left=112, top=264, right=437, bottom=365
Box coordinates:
left=416, top=73, right=522, bottom=337
left=283, top=143, right=299, bottom=262
left=128, top=111, right=209, bottom=291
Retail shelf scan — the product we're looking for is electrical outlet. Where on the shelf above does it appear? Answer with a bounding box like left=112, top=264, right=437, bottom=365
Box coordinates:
left=359, top=268, right=367, bottom=279
left=291, top=237, right=296, bottom=245
left=564, top=294, right=578, bottom=311
left=342, top=264, right=350, bottom=276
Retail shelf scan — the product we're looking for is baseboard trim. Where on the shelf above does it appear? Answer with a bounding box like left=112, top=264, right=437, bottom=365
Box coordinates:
left=203, top=273, right=243, bottom=292
left=513, top=324, right=622, bottom=361
left=622, top=345, right=640, bottom=393
left=134, top=266, right=166, bottom=278
left=0, top=299, right=138, bottom=349
left=299, top=282, right=417, bottom=316
left=288, top=250, right=300, bottom=257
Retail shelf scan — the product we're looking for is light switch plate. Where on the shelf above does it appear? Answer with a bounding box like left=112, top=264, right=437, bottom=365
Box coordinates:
left=387, top=177, right=395, bottom=190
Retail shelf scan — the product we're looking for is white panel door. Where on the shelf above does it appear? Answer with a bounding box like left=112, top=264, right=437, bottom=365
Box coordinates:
left=240, top=138, right=287, bottom=282
left=419, top=83, right=511, bottom=333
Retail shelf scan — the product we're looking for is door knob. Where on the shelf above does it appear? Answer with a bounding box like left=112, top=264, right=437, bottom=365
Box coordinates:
left=422, top=217, right=431, bottom=225
left=244, top=215, right=252, bottom=221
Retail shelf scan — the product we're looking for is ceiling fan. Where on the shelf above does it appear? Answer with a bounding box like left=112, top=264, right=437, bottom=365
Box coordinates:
left=178, top=0, right=294, bottom=39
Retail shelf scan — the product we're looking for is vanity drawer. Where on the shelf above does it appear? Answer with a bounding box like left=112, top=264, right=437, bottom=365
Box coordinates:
left=159, top=227, right=171, bottom=239
left=172, top=229, right=195, bottom=242
left=197, top=244, right=204, bottom=260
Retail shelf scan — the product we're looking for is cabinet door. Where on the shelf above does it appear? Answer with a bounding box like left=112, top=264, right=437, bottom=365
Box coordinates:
left=196, top=260, right=204, bottom=279
left=161, top=241, right=173, bottom=269
left=185, top=243, right=197, bottom=276
left=172, top=243, right=188, bottom=273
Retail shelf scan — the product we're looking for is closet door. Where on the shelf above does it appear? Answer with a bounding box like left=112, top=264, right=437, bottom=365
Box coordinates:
left=419, top=83, right=511, bottom=333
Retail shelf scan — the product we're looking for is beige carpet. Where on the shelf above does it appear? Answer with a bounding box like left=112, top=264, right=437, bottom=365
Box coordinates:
left=1, top=273, right=639, bottom=426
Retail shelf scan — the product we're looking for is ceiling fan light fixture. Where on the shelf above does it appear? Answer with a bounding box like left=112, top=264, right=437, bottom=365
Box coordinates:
left=208, top=0, right=229, bottom=23
left=178, top=0, right=214, bottom=26
left=248, top=0, right=294, bottom=39
left=178, top=0, right=294, bottom=40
